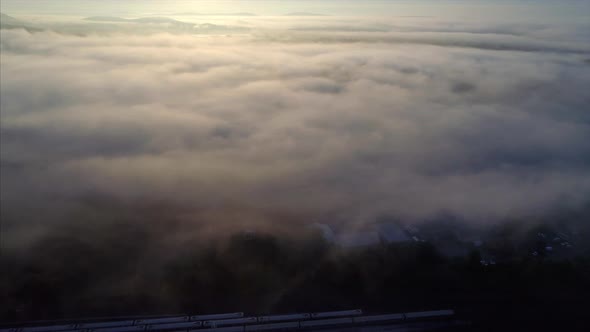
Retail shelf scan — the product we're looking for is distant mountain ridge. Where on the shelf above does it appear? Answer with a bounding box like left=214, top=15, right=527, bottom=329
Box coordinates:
left=0, top=12, right=42, bottom=31
left=285, top=12, right=328, bottom=16
left=1, top=14, right=248, bottom=34
left=84, top=16, right=189, bottom=25
left=172, top=12, right=258, bottom=16
left=1, top=12, right=22, bottom=24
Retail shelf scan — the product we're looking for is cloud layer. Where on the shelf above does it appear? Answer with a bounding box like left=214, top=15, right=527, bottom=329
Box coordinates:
left=2, top=16, right=590, bottom=246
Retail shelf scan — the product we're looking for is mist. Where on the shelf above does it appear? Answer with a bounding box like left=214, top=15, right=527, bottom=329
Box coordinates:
left=3, top=14, right=590, bottom=242
left=1, top=1, right=590, bottom=328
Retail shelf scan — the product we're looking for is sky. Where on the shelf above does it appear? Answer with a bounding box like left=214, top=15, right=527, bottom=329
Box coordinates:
left=1, top=0, right=590, bottom=249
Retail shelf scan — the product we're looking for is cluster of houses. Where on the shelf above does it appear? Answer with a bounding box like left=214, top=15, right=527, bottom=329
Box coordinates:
left=308, top=219, right=578, bottom=266
left=532, top=231, right=574, bottom=257
left=309, top=221, right=423, bottom=248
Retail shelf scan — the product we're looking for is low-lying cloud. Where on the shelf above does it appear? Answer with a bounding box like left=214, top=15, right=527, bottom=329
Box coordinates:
left=1, top=16, right=590, bottom=248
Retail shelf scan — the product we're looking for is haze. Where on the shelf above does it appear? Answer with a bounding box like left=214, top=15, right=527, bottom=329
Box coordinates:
left=2, top=0, right=590, bottom=329
left=2, top=0, right=590, bottom=248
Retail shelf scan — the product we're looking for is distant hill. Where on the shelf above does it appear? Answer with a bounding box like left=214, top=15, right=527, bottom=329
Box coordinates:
left=83, top=15, right=250, bottom=33
left=83, top=16, right=130, bottom=22
left=2, top=14, right=249, bottom=34
left=84, top=16, right=192, bottom=26
left=1, top=12, right=22, bottom=25
left=0, top=12, right=42, bottom=31
left=83, top=16, right=197, bottom=31
left=285, top=12, right=328, bottom=16
left=172, top=12, right=258, bottom=16
left=134, top=17, right=189, bottom=24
